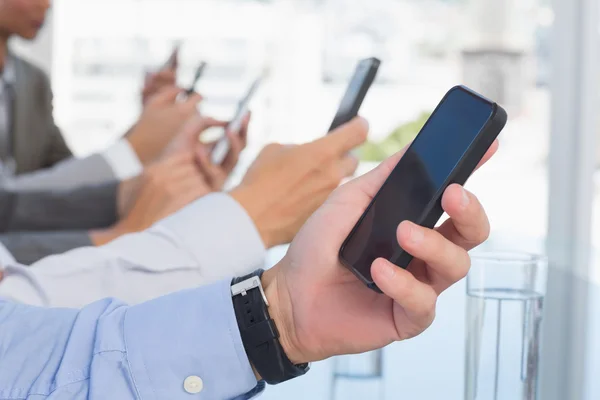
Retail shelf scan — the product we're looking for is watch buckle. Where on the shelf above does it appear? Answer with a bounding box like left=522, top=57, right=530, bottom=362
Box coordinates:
left=231, top=276, right=269, bottom=306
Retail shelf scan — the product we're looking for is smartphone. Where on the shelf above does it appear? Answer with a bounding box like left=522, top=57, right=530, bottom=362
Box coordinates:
left=211, top=75, right=264, bottom=164
left=328, top=57, right=380, bottom=132
left=339, top=85, right=507, bottom=292
left=186, top=61, right=207, bottom=95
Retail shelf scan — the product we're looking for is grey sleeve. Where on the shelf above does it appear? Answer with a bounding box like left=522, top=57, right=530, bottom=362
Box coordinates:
left=7, top=153, right=118, bottom=192
left=0, top=231, right=93, bottom=265
left=0, top=182, right=119, bottom=232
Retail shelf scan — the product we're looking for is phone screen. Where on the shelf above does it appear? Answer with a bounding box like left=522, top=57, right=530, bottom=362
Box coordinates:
left=340, top=87, right=494, bottom=281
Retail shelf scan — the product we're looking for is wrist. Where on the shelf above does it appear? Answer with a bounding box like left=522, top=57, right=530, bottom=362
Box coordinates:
left=230, top=187, right=277, bottom=249
left=117, top=176, right=141, bottom=217
left=89, top=224, right=129, bottom=246
left=261, top=265, right=305, bottom=365
left=126, top=133, right=155, bottom=165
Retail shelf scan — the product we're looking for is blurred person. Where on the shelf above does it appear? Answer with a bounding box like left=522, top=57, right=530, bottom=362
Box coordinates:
left=0, top=143, right=496, bottom=399
left=0, top=0, right=201, bottom=186
left=0, top=118, right=371, bottom=306
left=0, top=114, right=247, bottom=263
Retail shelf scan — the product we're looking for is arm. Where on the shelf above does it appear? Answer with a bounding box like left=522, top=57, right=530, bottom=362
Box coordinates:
left=0, top=279, right=260, bottom=399
left=6, top=145, right=141, bottom=192
left=0, top=182, right=119, bottom=232
left=0, top=231, right=93, bottom=265
left=0, top=193, right=266, bottom=307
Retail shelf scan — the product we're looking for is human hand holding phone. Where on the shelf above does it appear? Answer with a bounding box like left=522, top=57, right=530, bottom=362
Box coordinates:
left=211, top=74, right=265, bottom=164
left=128, top=87, right=202, bottom=164
left=141, top=44, right=181, bottom=105
left=161, top=113, right=249, bottom=190
left=257, top=137, right=497, bottom=365
left=328, top=57, right=380, bottom=133
left=339, top=85, right=507, bottom=291
left=230, top=117, right=367, bottom=248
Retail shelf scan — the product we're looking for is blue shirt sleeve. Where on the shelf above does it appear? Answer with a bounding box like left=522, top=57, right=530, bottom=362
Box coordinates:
left=0, top=279, right=261, bottom=399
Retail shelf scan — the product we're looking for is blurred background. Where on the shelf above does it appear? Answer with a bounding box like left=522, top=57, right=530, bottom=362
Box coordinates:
left=11, top=0, right=600, bottom=399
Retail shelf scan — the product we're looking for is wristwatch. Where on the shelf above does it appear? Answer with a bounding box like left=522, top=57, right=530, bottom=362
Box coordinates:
left=231, top=269, right=309, bottom=385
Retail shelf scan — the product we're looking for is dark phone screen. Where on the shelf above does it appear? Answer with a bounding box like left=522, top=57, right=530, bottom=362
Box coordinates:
left=329, top=61, right=372, bottom=131
left=340, top=87, right=494, bottom=282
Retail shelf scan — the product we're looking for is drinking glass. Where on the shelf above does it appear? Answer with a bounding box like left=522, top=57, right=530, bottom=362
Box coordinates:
left=465, top=252, right=547, bottom=400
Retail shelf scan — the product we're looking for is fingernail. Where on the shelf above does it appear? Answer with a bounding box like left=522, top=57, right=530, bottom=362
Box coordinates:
left=461, top=187, right=470, bottom=208
left=408, top=222, right=424, bottom=244
left=377, top=259, right=396, bottom=280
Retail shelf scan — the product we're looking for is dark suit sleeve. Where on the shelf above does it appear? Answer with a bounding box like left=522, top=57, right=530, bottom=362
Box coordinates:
left=38, top=72, right=73, bottom=167
left=0, top=181, right=119, bottom=232
left=0, top=231, right=93, bottom=265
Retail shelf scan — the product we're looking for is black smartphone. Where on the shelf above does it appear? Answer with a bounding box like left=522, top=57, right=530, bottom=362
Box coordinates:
left=186, top=61, right=207, bottom=95
left=328, top=57, right=380, bottom=132
left=339, top=85, right=507, bottom=292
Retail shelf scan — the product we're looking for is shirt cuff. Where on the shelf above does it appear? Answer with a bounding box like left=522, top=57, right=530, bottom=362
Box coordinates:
left=100, top=139, right=143, bottom=180
left=151, top=192, right=267, bottom=281
left=124, top=279, right=261, bottom=399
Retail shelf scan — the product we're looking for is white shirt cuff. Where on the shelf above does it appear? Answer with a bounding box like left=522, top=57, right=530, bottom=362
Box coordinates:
left=100, top=139, right=143, bottom=180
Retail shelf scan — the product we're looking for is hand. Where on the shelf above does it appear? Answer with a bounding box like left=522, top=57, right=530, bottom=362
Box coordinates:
left=142, top=68, right=177, bottom=106
left=260, top=140, right=499, bottom=365
left=127, top=86, right=202, bottom=164
left=164, top=112, right=249, bottom=172
left=91, top=151, right=212, bottom=245
left=230, top=117, right=367, bottom=248
left=141, top=47, right=179, bottom=105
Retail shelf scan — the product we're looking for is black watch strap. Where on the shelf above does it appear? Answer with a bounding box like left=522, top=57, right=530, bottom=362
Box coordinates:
left=231, top=269, right=309, bottom=385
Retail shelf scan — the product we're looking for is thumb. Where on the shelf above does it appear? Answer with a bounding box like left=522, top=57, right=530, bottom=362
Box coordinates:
left=148, top=86, right=182, bottom=106
left=182, top=92, right=203, bottom=110
left=180, top=115, right=228, bottom=139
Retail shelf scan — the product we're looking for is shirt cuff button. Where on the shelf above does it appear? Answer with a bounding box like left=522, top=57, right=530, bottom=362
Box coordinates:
left=184, top=375, right=204, bottom=394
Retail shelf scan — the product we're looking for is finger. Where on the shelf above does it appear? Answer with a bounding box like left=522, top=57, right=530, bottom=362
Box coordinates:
left=155, top=69, right=176, bottom=82
left=148, top=86, right=182, bottom=106
left=182, top=92, right=203, bottom=110
left=195, top=146, right=227, bottom=190
left=371, top=258, right=438, bottom=335
left=436, top=185, right=490, bottom=251
left=159, top=150, right=195, bottom=166
left=335, top=154, right=359, bottom=179
left=238, top=112, right=251, bottom=147
left=315, top=116, right=369, bottom=157
left=173, top=173, right=212, bottom=196
left=475, top=139, right=499, bottom=172
left=181, top=115, right=228, bottom=139
left=221, top=130, right=243, bottom=172
left=143, top=71, right=155, bottom=87
left=144, top=161, right=199, bottom=187
left=333, top=145, right=407, bottom=201
left=397, top=220, right=471, bottom=293
left=198, top=117, right=228, bottom=130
